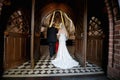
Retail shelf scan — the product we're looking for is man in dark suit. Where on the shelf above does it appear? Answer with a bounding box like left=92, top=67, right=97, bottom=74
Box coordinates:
left=47, top=23, right=58, bottom=59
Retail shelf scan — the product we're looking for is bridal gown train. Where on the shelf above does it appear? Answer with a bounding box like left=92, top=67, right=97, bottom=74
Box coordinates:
left=51, top=33, right=79, bottom=69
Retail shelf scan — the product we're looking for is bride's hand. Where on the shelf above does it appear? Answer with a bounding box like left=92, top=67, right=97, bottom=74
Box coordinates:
left=57, top=33, right=60, bottom=39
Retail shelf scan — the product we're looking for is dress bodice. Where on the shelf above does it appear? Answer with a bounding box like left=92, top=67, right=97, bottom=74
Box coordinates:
left=59, top=33, right=67, bottom=42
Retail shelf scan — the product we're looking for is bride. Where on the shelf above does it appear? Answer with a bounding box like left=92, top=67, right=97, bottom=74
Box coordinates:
left=51, top=23, right=79, bottom=69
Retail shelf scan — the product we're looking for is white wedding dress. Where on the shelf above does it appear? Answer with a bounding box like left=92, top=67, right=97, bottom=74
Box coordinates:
left=51, top=33, right=79, bottom=69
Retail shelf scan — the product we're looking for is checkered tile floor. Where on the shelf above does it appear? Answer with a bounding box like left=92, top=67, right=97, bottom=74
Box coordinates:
left=3, top=55, right=104, bottom=77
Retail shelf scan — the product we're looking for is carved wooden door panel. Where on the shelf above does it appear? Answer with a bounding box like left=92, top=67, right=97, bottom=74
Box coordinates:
left=87, top=16, right=104, bottom=66
left=74, top=36, right=85, bottom=66
left=3, top=10, right=30, bottom=70
left=4, top=32, right=29, bottom=70
left=74, top=0, right=87, bottom=67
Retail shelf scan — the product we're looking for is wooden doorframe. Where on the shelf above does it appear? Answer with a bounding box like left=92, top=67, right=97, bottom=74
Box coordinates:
left=30, top=0, right=35, bottom=69
left=74, top=0, right=87, bottom=67
left=83, top=0, right=87, bottom=67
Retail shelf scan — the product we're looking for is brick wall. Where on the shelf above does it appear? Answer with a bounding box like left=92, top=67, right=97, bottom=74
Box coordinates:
left=113, top=20, right=120, bottom=77
left=105, top=0, right=120, bottom=79
left=108, top=20, right=120, bottom=79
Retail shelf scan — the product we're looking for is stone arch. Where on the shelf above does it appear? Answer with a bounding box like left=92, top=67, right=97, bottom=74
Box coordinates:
left=40, top=2, right=73, bottom=20
left=38, top=3, right=75, bottom=39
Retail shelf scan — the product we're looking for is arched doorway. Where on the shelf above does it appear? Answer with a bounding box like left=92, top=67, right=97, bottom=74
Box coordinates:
left=34, top=1, right=105, bottom=68
left=33, top=3, right=80, bottom=67
left=39, top=9, right=76, bottom=61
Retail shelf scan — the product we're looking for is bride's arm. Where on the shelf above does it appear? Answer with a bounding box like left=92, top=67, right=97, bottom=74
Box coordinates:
left=57, top=29, right=60, bottom=39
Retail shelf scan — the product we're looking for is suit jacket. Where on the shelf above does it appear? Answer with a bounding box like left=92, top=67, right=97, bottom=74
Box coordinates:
left=47, top=26, right=58, bottom=43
